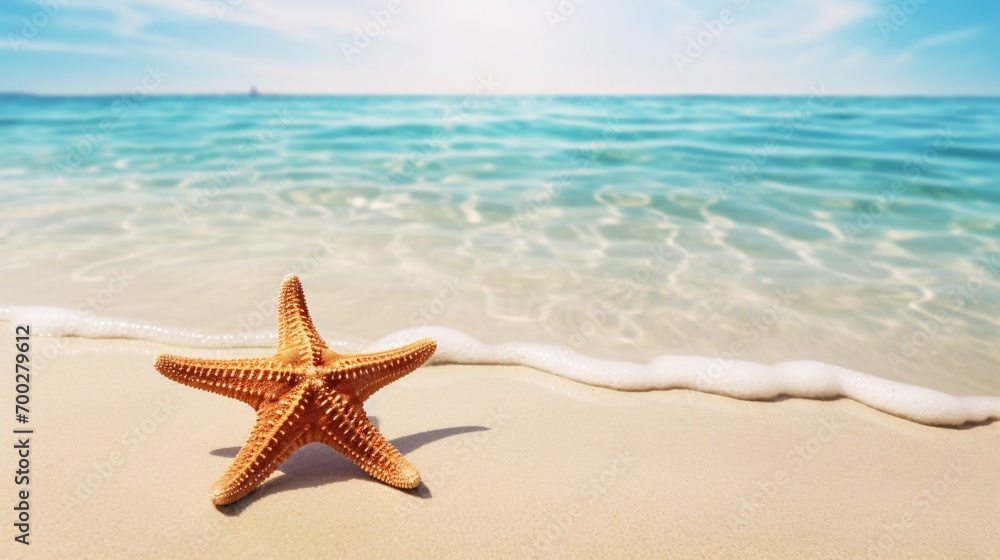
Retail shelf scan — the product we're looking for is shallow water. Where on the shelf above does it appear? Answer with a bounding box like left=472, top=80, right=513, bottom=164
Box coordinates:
left=1, top=95, right=998, bottom=396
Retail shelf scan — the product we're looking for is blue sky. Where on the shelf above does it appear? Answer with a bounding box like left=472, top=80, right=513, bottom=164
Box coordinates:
left=1, top=0, right=997, bottom=94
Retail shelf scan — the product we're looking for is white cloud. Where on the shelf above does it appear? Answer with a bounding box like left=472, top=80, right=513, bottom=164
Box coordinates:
left=782, top=0, right=874, bottom=43
left=895, top=27, right=981, bottom=62
left=0, top=40, right=121, bottom=56
left=726, top=0, right=874, bottom=47
left=68, top=0, right=359, bottom=41
left=9, top=0, right=992, bottom=94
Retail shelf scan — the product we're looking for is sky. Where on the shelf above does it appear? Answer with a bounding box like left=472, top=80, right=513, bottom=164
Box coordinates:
left=1, top=0, right=998, bottom=95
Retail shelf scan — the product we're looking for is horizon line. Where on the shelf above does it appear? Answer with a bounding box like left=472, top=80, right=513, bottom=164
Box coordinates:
left=3, top=91, right=1000, bottom=99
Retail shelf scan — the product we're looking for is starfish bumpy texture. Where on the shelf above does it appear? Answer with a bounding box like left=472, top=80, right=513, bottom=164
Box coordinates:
left=154, top=274, right=437, bottom=505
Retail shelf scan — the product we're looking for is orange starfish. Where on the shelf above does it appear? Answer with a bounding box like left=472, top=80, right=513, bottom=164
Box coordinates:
left=154, top=274, right=436, bottom=505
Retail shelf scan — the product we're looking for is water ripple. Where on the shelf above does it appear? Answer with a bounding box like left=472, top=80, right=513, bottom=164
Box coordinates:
left=0, top=95, right=998, bottom=395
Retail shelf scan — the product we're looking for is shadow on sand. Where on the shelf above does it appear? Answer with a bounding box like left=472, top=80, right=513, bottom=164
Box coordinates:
left=211, top=422, right=489, bottom=514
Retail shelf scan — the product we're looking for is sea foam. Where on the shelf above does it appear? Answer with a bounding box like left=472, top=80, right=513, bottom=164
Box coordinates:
left=3, top=305, right=998, bottom=427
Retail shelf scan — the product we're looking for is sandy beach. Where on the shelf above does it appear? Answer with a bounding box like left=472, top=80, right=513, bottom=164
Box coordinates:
left=5, top=1, right=1000, bottom=558
left=4, top=328, right=997, bottom=559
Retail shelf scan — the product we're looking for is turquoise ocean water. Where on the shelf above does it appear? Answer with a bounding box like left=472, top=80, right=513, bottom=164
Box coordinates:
left=1, top=95, right=998, bottom=396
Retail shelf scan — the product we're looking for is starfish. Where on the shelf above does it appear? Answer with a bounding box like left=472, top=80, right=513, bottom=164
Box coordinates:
left=154, top=274, right=437, bottom=505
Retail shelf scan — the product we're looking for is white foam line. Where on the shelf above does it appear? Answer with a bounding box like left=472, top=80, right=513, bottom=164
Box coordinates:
left=0, top=306, right=277, bottom=349
left=3, top=306, right=998, bottom=426
left=368, top=326, right=1000, bottom=427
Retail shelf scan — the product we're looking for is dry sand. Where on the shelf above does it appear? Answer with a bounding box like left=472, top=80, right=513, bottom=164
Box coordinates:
left=2, top=331, right=998, bottom=559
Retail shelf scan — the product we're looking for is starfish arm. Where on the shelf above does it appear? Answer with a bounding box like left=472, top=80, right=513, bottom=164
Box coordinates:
left=331, top=338, right=437, bottom=402
left=210, top=384, right=314, bottom=505
left=154, top=355, right=302, bottom=410
left=276, top=274, right=329, bottom=365
left=317, top=393, right=420, bottom=489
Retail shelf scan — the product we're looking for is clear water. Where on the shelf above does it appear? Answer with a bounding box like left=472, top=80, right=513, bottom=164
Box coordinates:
left=1, top=95, right=998, bottom=396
